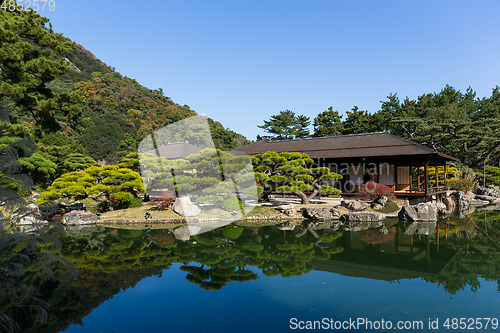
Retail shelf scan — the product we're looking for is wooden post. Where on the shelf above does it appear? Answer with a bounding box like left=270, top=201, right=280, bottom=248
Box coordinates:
left=444, top=164, right=447, bottom=188
left=409, top=163, right=412, bottom=193
left=435, top=164, right=439, bottom=192
left=394, top=165, right=398, bottom=191
left=425, top=161, right=429, bottom=196
left=417, top=166, right=421, bottom=192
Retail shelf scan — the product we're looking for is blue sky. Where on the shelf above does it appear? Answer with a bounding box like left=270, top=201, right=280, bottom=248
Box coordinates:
left=41, top=0, right=500, bottom=140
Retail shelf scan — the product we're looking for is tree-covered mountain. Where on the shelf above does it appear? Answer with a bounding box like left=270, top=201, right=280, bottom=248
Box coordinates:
left=1, top=9, right=249, bottom=174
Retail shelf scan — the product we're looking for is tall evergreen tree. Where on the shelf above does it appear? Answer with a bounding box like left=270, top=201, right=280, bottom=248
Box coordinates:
left=257, top=110, right=310, bottom=140
left=313, top=107, right=344, bottom=137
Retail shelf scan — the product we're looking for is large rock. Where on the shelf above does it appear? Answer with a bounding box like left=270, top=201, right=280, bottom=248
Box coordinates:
left=475, top=194, right=500, bottom=203
left=11, top=204, right=48, bottom=225
left=371, top=196, right=388, bottom=210
left=399, top=221, right=437, bottom=235
left=340, top=212, right=383, bottom=223
left=302, top=208, right=341, bottom=220
left=442, top=195, right=456, bottom=213
left=172, top=196, right=201, bottom=217
left=475, top=186, right=500, bottom=198
left=341, top=199, right=369, bottom=211
left=276, top=204, right=295, bottom=216
left=470, top=199, right=490, bottom=206
left=453, top=191, right=472, bottom=207
left=63, top=210, right=98, bottom=225
left=430, top=202, right=449, bottom=215
left=398, top=203, right=438, bottom=222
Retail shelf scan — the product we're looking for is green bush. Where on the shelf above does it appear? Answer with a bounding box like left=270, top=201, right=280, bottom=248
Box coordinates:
left=221, top=197, right=243, bottom=212
left=111, top=192, right=143, bottom=210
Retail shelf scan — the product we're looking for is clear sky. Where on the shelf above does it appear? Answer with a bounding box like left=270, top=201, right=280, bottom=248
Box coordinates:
left=41, top=0, right=500, bottom=140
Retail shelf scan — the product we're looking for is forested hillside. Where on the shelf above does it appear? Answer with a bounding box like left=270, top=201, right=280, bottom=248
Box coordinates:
left=1, top=9, right=248, bottom=193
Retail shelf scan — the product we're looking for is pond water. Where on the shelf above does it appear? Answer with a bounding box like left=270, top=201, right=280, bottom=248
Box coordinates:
left=4, top=210, right=500, bottom=333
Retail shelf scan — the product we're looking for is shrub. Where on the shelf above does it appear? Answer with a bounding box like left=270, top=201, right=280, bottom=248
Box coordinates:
left=110, top=192, right=143, bottom=210
left=356, top=182, right=395, bottom=201
left=148, top=197, right=174, bottom=210
left=449, top=168, right=477, bottom=193
left=221, top=197, right=243, bottom=212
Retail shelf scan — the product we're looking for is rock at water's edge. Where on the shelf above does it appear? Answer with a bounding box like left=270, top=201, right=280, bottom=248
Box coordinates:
left=172, top=197, right=201, bottom=217
left=398, top=203, right=437, bottom=222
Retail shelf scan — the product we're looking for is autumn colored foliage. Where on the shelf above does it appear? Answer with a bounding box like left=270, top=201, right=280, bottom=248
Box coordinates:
left=355, top=182, right=395, bottom=201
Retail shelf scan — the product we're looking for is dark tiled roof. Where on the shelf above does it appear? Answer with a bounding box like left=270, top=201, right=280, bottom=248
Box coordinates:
left=232, top=132, right=457, bottom=160
left=146, top=142, right=202, bottom=159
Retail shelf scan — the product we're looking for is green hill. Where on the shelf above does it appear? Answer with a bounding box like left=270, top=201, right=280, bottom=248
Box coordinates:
left=2, top=9, right=248, bottom=167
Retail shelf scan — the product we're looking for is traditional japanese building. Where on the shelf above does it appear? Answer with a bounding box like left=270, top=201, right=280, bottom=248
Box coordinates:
left=232, top=132, right=457, bottom=200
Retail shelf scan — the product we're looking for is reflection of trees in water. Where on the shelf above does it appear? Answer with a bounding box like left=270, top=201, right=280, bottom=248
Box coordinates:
left=6, top=215, right=500, bottom=332
left=0, top=224, right=77, bottom=333
left=424, top=213, right=500, bottom=295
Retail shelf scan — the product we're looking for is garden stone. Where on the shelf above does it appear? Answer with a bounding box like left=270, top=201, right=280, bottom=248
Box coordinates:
left=63, top=210, right=98, bottom=225
left=341, top=199, right=369, bottom=211
left=475, top=194, right=500, bottom=203
left=276, top=204, right=295, bottom=216
left=475, top=186, right=500, bottom=198
left=372, top=195, right=387, bottom=209
left=453, top=191, right=472, bottom=207
left=399, top=221, right=436, bottom=235
left=442, top=195, right=456, bottom=213
left=340, top=212, right=383, bottom=223
left=172, top=196, right=201, bottom=217
left=470, top=199, right=490, bottom=206
left=302, top=208, right=340, bottom=220
left=11, top=204, right=47, bottom=225
left=398, top=203, right=437, bottom=222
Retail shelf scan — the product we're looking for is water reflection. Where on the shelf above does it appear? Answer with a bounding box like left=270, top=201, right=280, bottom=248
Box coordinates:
left=2, top=211, right=500, bottom=332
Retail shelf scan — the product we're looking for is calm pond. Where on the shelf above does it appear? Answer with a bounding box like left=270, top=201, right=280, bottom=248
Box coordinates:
left=5, top=210, right=500, bottom=333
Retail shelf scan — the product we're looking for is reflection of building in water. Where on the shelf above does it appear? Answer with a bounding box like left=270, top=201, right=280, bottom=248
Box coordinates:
left=310, top=222, right=458, bottom=281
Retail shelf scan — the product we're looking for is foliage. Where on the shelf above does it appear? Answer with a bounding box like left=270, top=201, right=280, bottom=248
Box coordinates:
left=449, top=168, right=477, bottom=193
left=62, top=153, right=99, bottom=173
left=342, top=106, right=375, bottom=135
left=221, top=197, right=243, bottom=212
left=0, top=9, right=82, bottom=126
left=253, top=151, right=342, bottom=204
left=140, top=148, right=257, bottom=213
left=355, top=182, right=396, bottom=201
left=148, top=197, right=175, bottom=210
left=313, top=107, right=344, bottom=137
left=39, top=165, right=145, bottom=211
left=258, top=110, right=310, bottom=140
left=474, top=165, right=500, bottom=187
